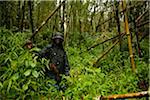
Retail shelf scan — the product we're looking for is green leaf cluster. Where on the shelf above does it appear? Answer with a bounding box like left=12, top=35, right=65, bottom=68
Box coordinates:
left=0, top=28, right=148, bottom=99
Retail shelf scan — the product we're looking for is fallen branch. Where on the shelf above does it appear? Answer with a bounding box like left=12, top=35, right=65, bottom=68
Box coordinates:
left=98, top=91, right=149, bottom=100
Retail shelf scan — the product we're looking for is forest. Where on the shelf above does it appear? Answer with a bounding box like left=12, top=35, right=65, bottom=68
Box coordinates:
left=0, top=0, right=149, bottom=99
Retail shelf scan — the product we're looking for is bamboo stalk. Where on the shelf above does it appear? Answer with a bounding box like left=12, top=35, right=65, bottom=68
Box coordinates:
left=87, top=33, right=125, bottom=51
left=29, top=0, right=65, bottom=40
left=79, top=33, right=125, bottom=55
left=99, top=91, right=149, bottom=100
left=96, top=2, right=145, bottom=29
left=137, top=20, right=149, bottom=28
left=122, top=0, right=136, bottom=72
left=93, top=39, right=119, bottom=66
left=135, top=9, right=149, bottom=23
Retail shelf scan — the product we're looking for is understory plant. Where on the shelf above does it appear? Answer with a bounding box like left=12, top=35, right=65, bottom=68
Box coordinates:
left=0, top=28, right=148, bottom=99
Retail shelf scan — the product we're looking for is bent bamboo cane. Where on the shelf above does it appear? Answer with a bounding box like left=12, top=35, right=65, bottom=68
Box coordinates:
left=99, top=91, right=149, bottom=100
left=30, top=0, right=65, bottom=40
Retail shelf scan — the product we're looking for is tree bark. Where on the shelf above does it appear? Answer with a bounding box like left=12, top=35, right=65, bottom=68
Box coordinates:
left=21, top=1, right=26, bottom=32
left=28, top=0, right=34, bottom=33
left=17, top=1, right=21, bottom=30
left=133, top=8, right=142, bottom=58
left=115, top=1, right=122, bottom=51
left=99, top=91, right=149, bottom=100
left=122, top=0, right=136, bottom=73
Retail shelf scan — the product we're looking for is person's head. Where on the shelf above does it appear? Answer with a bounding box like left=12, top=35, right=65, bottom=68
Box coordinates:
left=52, top=32, right=64, bottom=45
left=25, top=40, right=33, bottom=49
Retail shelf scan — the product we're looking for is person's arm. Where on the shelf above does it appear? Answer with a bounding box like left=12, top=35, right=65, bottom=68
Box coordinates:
left=64, top=52, right=70, bottom=76
left=38, top=45, right=52, bottom=58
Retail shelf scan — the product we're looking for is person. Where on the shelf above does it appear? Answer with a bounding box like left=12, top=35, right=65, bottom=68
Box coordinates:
left=25, top=40, right=33, bottom=49
left=38, top=32, right=70, bottom=88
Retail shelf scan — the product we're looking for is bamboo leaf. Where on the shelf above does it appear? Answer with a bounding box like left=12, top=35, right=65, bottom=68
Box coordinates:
left=24, top=69, right=31, bottom=76
left=22, top=84, right=28, bottom=91
left=31, top=62, right=36, bottom=68
left=32, top=70, right=39, bottom=78
left=7, top=80, right=12, bottom=93
left=0, top=82, right=3, bottom=88
left=11, top=61, right=17, bottom=70
left=11, top=73, right=19, bottom=81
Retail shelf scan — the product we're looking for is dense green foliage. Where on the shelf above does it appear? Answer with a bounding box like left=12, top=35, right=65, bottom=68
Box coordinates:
left=0, top=28, right=148, bottom=99
left=0, top=0, right=149, bottom=99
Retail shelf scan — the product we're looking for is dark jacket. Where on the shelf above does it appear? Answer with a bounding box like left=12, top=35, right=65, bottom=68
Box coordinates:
left=38, top=44, right=70, bottom=76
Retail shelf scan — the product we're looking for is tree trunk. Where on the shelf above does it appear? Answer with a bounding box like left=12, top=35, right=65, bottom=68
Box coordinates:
left=21, top=1, right=26, bottom=32
left=122, top=0, right=136, bottom=73
left=17, top=1, right=21, bottom=30
left=63, top=0, right=67, bottom=47
left=28, top=1, right=34, bottom=33
left=115, top=1, right=122, bottom=51
left=133, top=8, right=142, bottom=58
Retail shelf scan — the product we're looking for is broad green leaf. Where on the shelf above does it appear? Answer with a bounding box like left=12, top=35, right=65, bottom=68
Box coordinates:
left=30, top=47, right=41, bottom=52
left=25, top=60, right=29, bottom=67
left=32, top=70, right=39, bottom=78
left=31, top=62, right=36, bottom=68
left=0, top=82, right=3, bottom=88
left=11, top=73, right=19, bottom=81
left=12, top=85, right=22, bottom=92
left=7, top=80, right=12, bottom=93
left=31, top=85, right=38, bottom=91
left=11, top=60, right=17, bottom=70
left=22, top=84, right=28, bottom=91
left=24, top=69, right=31, bottom=76
left=33, top=56, right=38, bottom=63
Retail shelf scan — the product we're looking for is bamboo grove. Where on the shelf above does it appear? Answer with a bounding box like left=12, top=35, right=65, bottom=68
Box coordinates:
left=0, top=0, right=149, bottom=99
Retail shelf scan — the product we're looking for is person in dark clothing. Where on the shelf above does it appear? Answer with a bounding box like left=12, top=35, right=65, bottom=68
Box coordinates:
left=38, top=32, right=70, bottom=86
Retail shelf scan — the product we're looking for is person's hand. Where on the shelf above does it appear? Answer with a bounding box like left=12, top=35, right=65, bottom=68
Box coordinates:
left=50, top=63, right=59, bottom=74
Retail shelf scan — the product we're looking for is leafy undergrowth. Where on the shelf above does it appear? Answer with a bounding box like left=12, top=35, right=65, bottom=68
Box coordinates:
left=0, top=29, right=148, bottom=99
